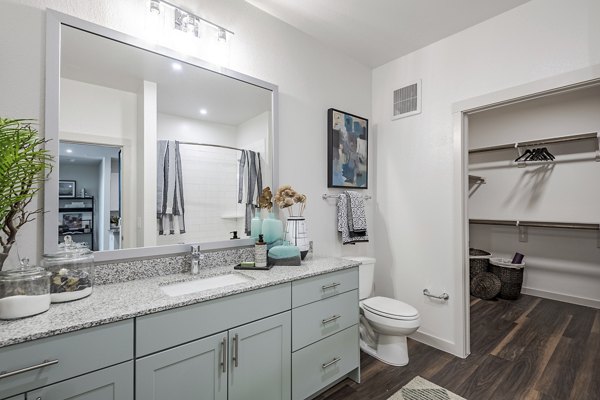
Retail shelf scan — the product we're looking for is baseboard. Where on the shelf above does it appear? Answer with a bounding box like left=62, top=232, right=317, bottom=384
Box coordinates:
left=410, top=331, right=463, bottom=358
left=521, top=286, right=600, bottom=309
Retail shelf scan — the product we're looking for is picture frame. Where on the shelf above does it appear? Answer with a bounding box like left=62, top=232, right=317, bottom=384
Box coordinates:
left=63, top=213, right=83, bottom=230
left=327, top=108, right=368, bottom=189
left=59, top=180, right=76, bottom=198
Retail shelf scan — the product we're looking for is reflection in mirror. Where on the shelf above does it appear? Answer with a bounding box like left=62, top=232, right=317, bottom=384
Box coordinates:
left=58, top=142, right=122, bottom=251
left=55, top=24, right=274, bottom=253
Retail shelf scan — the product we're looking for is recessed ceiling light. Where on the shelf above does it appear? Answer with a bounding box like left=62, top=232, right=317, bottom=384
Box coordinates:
left=199, top=109, right=208, bottom=115
left=66, top=149, right=73, bottom=153
left=172, top=62, right=182, bottom=71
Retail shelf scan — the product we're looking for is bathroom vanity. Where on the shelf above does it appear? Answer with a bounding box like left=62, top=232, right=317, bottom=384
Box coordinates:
left=0, top=258, right=360, bottom=400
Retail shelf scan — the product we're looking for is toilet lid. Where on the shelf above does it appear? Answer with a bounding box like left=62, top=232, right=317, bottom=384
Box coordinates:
left=362, top=296, right=419, bottom=319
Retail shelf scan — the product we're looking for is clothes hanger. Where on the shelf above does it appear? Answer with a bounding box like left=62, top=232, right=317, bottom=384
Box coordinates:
left=515, top=149, right=532, bottom=162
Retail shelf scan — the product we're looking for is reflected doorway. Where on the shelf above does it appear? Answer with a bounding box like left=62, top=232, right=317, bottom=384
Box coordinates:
left=59, top=142, right=122, bottom=251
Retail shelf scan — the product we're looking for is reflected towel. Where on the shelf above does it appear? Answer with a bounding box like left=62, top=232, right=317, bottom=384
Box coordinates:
left=157, top=140, right=185, bottom=235
left=238, top=150, right=263, bottom=235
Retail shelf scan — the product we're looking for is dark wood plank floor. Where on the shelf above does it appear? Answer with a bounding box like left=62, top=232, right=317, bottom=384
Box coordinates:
left=317, top=295, right=600, bottom=400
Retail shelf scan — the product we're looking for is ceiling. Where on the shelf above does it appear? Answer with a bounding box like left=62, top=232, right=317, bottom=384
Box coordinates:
left=61, top=26, right=271, bottom=126
left=246, top=0, right=531, bottom=68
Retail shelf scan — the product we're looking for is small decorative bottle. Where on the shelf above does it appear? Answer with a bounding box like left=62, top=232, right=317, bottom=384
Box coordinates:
left=255, top=234, right=267, bottom=268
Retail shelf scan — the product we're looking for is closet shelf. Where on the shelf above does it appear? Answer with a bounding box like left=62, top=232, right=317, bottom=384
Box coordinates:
left=468, top=132, right=599, bottom=155
left=470, top=219, right=599, bottom=231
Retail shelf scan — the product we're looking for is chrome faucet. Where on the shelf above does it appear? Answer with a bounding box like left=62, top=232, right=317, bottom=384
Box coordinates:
left=190, top=245, right=202, bottom=275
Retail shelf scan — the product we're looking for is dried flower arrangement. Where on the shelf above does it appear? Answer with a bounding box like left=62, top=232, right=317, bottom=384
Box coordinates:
left=258, top=187, right=273, bottom=211
left=274, top=185, right=307, bottom=216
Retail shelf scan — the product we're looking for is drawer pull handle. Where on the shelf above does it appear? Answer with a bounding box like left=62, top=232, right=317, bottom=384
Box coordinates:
left=0, top=359, right=59, bottom=380
left=232, top=334, right=239, bottom=368
left=322, top=315, right=341, bottom=325
left=220, top=336, right=227, bottom=373
left=321, top=357, right=342, bottom=369
left=321, top=282, right=340, bottom=291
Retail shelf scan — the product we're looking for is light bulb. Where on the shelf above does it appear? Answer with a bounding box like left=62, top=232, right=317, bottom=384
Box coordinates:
left=149, top=0, right=161, bottom=15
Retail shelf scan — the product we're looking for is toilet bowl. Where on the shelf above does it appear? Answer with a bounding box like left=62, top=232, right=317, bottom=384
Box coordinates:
left=343, top=257, right=421, bottom=366
left=359, top=296, right=420, bottom=366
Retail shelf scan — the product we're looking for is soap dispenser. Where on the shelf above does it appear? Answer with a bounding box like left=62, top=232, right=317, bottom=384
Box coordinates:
left=255, top=234, right=267, bottom=268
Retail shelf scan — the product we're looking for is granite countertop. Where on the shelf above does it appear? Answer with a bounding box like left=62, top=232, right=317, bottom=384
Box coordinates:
left=0, top=257, right=359, bottom=348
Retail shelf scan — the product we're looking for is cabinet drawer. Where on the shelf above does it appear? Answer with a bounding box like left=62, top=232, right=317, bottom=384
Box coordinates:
left=136, top=283, right=291, bottom=356
left=0, top=320, right=133, bottom=399
left=27, top=361, right=133, bottom=400
left=291, top=325, right=359, bottom=400
left=292, top=268, right=358, bottom=308
left=292, top=290, right=358, bottom=351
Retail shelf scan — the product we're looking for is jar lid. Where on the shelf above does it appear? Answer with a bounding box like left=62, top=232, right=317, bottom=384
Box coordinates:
left=0, top=259, right=50, bottom=281
left=42, top=235, right=93, bottom=261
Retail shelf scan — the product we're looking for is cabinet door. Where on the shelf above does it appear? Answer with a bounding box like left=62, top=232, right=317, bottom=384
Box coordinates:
left=136, top=332, right=227, bottom=400
left=3, top=396, right=24, bottom=400
left=229, top=312, right=291, bottom=400
left=26, top=361, right=132, bottom=400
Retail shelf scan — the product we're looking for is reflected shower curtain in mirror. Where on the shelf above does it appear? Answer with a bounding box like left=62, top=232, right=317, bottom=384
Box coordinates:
left=157, top=140, right=186, bottom=235
left=238, top=150, right=262, bottom=235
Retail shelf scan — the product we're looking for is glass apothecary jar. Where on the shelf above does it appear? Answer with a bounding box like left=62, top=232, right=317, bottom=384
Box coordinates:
left=41, top=236, right=94, bottom=303
left=0, top=260, right=51, bottom=320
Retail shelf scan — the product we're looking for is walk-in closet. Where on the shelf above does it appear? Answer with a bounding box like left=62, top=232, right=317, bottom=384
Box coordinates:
left=467, top=82, right=600, bottom=307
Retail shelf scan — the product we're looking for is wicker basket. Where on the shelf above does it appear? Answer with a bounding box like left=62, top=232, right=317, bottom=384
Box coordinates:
left=469, top=248, right=491, bottom=280
left=490, top=258, right=525, bottom=300
left=470, top=272, right=501, bottom=300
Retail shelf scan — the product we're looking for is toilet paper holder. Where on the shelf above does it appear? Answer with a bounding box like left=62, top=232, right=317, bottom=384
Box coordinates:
left=423, top=289, right=449, bottom=301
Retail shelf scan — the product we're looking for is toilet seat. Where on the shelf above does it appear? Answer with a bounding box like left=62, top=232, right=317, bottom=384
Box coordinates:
left=361, top=296, right=419, bottom=321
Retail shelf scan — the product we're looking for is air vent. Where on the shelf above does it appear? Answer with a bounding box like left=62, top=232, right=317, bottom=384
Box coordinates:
left=392, top=80, right=421, bottom=120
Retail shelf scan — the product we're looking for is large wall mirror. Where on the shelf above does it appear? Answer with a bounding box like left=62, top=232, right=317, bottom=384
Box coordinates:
left=44, top=11, right=278, bottom=262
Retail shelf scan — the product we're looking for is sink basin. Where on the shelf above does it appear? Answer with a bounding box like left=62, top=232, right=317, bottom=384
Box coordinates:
left=161, top=273, right=252, bottom=297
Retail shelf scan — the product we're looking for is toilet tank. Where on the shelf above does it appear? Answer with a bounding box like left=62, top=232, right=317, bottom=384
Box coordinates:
left=343, top=256, right=376, bottom=300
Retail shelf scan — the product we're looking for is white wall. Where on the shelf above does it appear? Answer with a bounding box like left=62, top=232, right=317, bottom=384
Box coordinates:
left=0, top=0, right=372, bottom=268
left=372, top=0, right=600, bottom=355
left=468, top=85, right=600, bottom=308
left=60, top=78, right=137, bottom=139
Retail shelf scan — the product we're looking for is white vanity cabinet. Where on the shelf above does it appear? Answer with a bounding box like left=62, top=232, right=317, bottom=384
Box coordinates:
left=0, top=320, right=133, bottom=400
left=135, top=284, right=292, bottom=400
left=290, top=268, right=360, bottom=400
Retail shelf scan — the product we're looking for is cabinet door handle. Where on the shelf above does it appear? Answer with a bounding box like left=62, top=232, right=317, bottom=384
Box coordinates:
left=220, top=337, right=227, bottom=373
left=321, top=314, right=341, bottom=325
left=232, top=334, right=239, bottom=368
left=321, top=282, right=340, bottom=291
left=321, top=357, right=341, bottom=369
left=0, top=359, right=59, bottom=380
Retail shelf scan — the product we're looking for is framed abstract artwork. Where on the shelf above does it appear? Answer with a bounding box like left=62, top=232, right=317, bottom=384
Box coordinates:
left=327, top=108, right=368, bottom=189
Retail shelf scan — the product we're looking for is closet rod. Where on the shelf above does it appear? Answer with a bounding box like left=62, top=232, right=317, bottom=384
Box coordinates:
left=470, top=219, right=600, bottom=231
left=468, top=132, right=598, bottom=154
left=322, top=193, right=372, bottom=200
left=178, top=141, right=245, bottom=152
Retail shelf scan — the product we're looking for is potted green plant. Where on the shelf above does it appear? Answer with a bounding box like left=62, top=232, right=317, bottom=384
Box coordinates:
left=0, top=119, right=53, bottom=270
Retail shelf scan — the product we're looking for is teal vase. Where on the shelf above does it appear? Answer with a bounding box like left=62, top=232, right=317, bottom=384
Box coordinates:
left=261, top=212, right=283, bottom=244
left=250, top=215, right=262, bottom=240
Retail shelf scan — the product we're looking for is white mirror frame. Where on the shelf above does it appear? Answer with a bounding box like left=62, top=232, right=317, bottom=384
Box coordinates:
left=44, top=10, right=279, bottom=263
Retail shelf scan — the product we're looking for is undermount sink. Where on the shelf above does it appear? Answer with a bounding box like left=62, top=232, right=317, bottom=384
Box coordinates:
left=161, top=273, right=252, bottom=297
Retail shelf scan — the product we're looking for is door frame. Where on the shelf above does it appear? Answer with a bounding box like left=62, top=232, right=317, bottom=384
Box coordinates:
left=451, top=64, right=600, bottom=358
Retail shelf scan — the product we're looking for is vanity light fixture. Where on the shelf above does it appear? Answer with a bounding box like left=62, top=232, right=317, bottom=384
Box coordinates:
left=65, top=148, right=73, bottom=153
left=151, top=0, right=234, bottom=42
left=149, top=0, right=161, bottom=15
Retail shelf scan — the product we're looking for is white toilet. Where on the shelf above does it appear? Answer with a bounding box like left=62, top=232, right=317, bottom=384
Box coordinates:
left=344, top=257, right=421, bottom=366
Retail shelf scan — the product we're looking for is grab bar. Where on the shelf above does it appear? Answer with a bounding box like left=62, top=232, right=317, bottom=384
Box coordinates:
left=423, top=289, right=449, bottom=301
